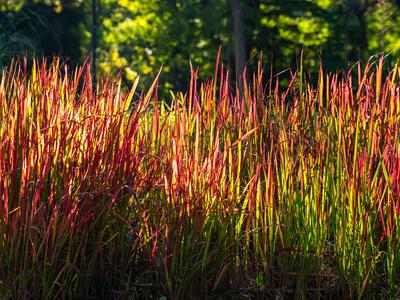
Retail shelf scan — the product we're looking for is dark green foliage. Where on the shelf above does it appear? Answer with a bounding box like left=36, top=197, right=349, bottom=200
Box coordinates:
left=0, top=1, right=84, bottom=67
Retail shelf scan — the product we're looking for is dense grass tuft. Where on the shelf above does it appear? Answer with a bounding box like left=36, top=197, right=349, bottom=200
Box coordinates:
left=0, top=56, right=399, bottom=299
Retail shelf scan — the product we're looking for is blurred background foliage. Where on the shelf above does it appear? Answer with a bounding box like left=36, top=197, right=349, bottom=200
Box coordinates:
left=1, top=0, right=400, bottom=93
left=0, top=0, right=85, bottom=66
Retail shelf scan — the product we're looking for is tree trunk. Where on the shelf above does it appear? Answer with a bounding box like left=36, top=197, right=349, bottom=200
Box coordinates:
left=345, top=0, right=374, bottom=61
left=91, top=0, right=97, bottom=90
left=231, top=0, right=247, bottom=95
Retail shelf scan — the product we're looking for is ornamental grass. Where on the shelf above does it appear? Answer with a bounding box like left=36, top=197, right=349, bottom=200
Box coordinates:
left=0, top=55, right=399, bottom=299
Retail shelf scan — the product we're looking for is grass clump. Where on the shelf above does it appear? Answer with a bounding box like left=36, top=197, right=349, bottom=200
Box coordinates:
left=0, top=56, right=400, bottom=299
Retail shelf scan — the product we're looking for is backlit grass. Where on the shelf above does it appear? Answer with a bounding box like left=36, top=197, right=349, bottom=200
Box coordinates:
left=0, top=55, right=399, bottom=299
